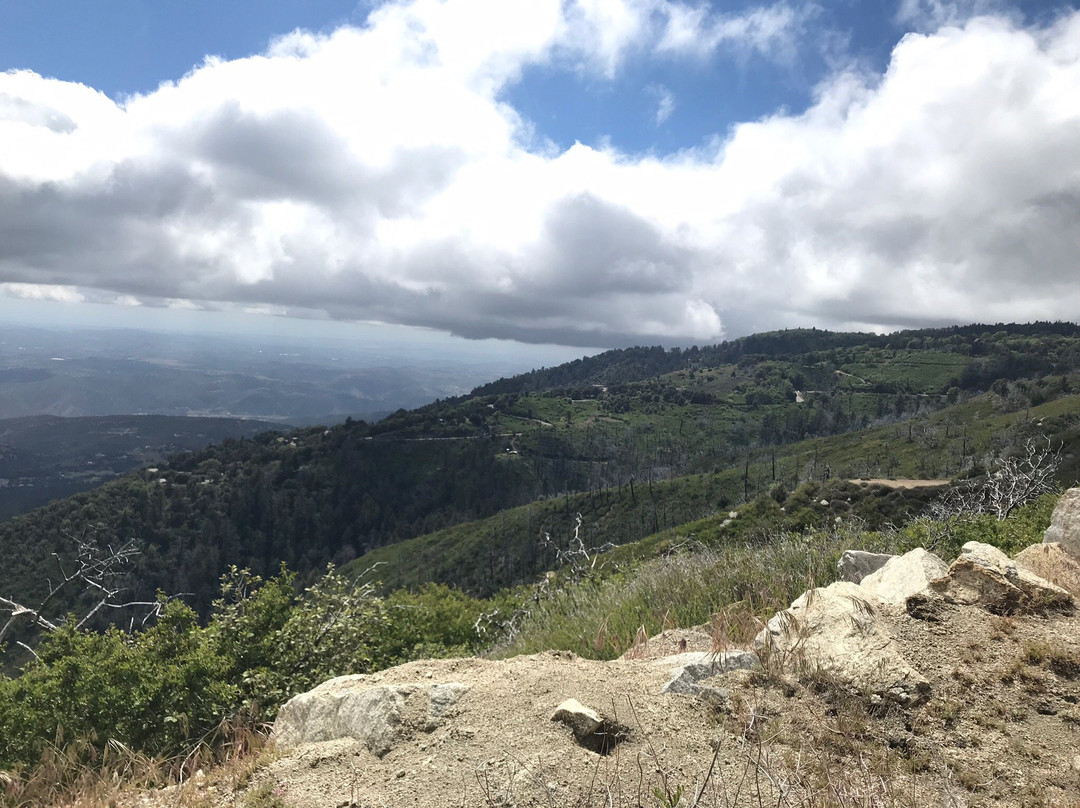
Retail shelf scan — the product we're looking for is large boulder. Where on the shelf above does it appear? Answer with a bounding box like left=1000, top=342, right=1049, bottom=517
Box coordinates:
left=274, top=675, right=470, bottom=756
left=928, top=541, right=1073, bottom=615
left=1044, top=489, right=1080, bottom=559
left=837, top=550, right=894, bottom=584
left=754, top=581, right=929, bottom=706
left=1015, top=542, right=1080, bottom=597
left=860, top=548, right=949, bottom=605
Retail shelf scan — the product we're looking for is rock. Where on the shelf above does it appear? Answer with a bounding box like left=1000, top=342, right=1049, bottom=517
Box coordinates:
left=427, top=683, right=471, bottom=728
left=837, top=550, right=895, bottom=584
left=1044, top=488, right=1080, bottom=559
left=860, top=548, right=949, bottom=605
left=550, top=699, right=602, bottom=740
left=657, top=650, right=758, bottom=699
left=927, top=541, right=1073, bottom=615
left=754, top=581, right=929, bottom=706
left=274, top=676, right=470, bottom=756
left=550, top=699, right=628, bottom=754
left=1014, top=542, right=1080, bottom=597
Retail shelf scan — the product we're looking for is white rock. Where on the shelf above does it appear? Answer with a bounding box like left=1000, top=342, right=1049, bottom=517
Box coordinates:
left=1044, top=488, right=1080, bottom=560
left=927, top=541, right=1073, bottom=615
left=860, top=548, right=948, bottom=605
left=274, top=676, right=469, bottom=756
left=754, top=581, right=929, bottom=705
left=1015, top=542, right=1080, bottom=597
left=550, top=699, right=602, bottom=739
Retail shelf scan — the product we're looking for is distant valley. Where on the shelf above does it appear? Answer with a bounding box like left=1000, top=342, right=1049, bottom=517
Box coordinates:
left=0, top=414, right=281, bottom=520
left=0, top=324, right=551, bottom=425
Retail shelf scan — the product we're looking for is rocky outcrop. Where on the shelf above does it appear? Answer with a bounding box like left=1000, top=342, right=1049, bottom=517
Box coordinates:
left=927, top=541, right=1073, bottom=615
left=1015, top=542, right=1080, bottom=597
left=274, top=675, right=470, bottom=756
left=837, top=550, right=894, bottom=584
left=754, top=581, right=930, bottom=705
left=1044, top=488, right=1080, bottom=558
left=860, top=548, right=949, bottom=605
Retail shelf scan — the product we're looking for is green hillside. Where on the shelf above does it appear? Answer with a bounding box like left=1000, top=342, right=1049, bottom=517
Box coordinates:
left=349, top=388, right=1080, bottom=594
left=1, top=322, right=1079, bottom=621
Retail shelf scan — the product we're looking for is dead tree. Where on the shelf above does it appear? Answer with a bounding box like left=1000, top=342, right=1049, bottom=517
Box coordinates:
left=921, top=435, right=1060, bottom=548
left=0, top=533, right=171, bottom=658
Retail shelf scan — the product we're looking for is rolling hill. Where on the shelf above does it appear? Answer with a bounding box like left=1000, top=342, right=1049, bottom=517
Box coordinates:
left=1, top=322, right=1079, bottom=620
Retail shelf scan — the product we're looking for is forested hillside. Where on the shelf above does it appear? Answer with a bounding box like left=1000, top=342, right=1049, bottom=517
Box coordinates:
left=2, top=322, right=1080, bottom=618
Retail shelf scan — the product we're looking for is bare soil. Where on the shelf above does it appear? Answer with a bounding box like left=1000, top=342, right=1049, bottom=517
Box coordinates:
left=128, top=597, right=1080, bottom=808
left=849, top=478, right=951, bottom=489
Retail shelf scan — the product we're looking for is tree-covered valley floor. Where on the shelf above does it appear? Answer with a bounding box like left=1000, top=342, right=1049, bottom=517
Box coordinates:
left=2, top=322, right=1080, bottom=805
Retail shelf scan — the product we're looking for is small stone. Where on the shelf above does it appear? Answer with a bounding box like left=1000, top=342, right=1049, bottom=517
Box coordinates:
left=551, top=699, right=602, bottom=740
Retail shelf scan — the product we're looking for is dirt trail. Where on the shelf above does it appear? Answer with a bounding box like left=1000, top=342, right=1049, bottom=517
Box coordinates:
left=849, top=477, right=950, bottom=488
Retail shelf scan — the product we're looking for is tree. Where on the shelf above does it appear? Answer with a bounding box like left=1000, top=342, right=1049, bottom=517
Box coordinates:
left=919, top=435, right=1061, bottom=549
left=0, top=534, right=171, bottom=660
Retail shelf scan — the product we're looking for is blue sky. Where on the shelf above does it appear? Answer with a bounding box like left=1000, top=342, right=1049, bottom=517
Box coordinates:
left=1, top=0, right=1079, bottom=349
left=1, top=0, right=900, bottom=152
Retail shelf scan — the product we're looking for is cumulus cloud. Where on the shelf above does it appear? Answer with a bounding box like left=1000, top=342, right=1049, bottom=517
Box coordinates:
left=1, top=0, right=1079, bottom=347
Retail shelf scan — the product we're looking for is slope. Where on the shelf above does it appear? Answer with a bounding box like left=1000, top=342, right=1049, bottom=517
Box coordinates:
left=2, top=322, right=1080, bottom=621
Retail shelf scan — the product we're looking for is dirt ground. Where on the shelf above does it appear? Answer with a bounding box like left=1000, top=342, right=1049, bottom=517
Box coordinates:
left=127, top=592, right=1080, bottom=808
left=848, top=478, right=951, bottom=489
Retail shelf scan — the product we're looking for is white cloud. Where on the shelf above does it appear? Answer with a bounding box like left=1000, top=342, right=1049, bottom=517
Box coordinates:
left=895, top=0, right=1010, bottom=31
left=1, top=2, right=1079, bottom=346
left=1, top=283, right=85, bottom=303
left=647, top=83, right=676, bottom=125
left=657, top=1, right=820, bottom=63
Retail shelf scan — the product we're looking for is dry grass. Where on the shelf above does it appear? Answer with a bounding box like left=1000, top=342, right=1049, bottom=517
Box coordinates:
left=0, top=713, right=273, bottom=808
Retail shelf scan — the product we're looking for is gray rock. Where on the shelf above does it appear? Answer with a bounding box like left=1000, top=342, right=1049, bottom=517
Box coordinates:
left=860, top=548, right=949, bottom=605
left=657, top=651, right=758, bottom=699
left=837, top=550, right=895, bottom=584
left=274, top=676, right=470, bottom=756
left=1044, top=488, right=1080, bottom=559
left=755, top=581, right=930, bottom=706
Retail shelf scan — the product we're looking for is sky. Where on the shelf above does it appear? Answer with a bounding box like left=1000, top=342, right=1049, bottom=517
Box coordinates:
left=1, top=0, right=1079, bottom=351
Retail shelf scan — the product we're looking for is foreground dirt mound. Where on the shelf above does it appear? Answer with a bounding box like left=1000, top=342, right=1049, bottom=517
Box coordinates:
left=132, top=543, right=1080, bottom=808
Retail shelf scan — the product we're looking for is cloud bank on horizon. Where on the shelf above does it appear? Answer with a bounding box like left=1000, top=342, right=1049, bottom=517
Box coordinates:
left=1, top=0, right=1079, bottom=347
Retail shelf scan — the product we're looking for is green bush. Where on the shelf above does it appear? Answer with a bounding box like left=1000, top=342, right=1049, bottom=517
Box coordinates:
left=0, top=565, right=499, bottom=772
left=0, top=600, right=234, bottom=768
